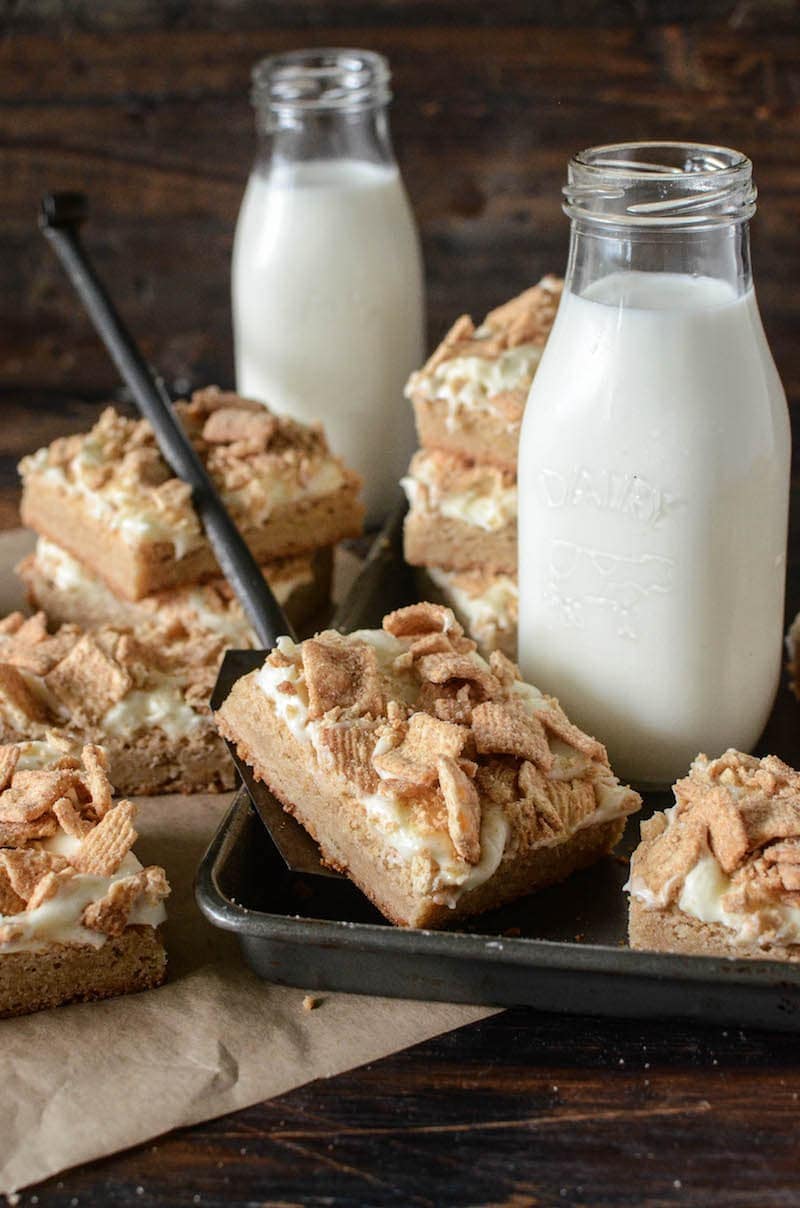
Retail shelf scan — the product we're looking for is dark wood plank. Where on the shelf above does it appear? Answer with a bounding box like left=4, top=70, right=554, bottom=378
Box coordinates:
left=1, top=9, right=800, bottom=400
left=18, top=1008, right=800, bottom=1206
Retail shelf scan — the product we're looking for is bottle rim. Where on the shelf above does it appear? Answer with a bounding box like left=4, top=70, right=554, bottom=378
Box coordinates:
left=251, top=48, right=392, bottom=114
left=564, top=141, right=757, bottom=227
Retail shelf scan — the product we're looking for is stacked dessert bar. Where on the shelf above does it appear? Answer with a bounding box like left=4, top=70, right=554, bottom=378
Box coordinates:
left=402, top=277, right=562, bottom=658
left=17, top=386, right=363, bottom=645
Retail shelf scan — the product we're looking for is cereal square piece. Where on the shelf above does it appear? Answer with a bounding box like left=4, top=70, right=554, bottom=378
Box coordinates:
left=216, top=603, right=640, bottom=929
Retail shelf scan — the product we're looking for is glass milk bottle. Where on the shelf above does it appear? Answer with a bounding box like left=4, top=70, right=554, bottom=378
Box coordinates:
left=518, top=142, right=790, bottom=787
left=232, top=49, right=425, bottom=523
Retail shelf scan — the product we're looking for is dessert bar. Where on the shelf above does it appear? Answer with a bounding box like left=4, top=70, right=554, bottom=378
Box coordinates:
left=402, top=449, right=517, bottom=575
left=0, top=611, right=233, bottom=796
left=0, top=742, right=169, bottom=1017
left=405, top=277, right=562, bottom=471
left=216, top=602, right=640, bottom=929
left=18, top=537, right=332, bottom=645
left=19, top=387, right=363, bottom=601
left=628, top=750, right=800, bottom=962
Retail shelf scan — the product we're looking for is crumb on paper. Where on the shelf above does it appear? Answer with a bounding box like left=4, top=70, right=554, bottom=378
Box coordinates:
left=302, top=994, right=321, bottom=1012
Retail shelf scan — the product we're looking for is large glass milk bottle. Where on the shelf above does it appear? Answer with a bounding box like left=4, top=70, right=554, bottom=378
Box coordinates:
left=518, top=143, right=790, bottom=787
left=232, top=49, right=425, bottom=523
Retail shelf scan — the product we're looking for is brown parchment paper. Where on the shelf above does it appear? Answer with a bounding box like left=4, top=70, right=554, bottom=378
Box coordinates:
left=0, top=530, right=495, bottom=1194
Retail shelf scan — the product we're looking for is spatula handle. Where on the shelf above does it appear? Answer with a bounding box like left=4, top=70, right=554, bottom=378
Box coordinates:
left=39, top=191, right=295, bottom=647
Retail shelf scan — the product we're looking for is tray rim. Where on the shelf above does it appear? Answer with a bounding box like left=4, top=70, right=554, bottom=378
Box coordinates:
left=196, top=788, right=800, bottom=995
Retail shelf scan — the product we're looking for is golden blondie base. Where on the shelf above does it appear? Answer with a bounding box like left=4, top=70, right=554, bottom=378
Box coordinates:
left=21, top=476, right=362, bottom=601
left=103, top=733, right=234, bottom=796
left=404, top=509, right=517, bottom=576
left=411, top=394, right=521, bottom=472
left=628, top=898, right=800, bottom=964
left=217, top=673, right=625, bottom=930
left=0, top=725, right=233, bottom=797
left=18, top=546, right=333, bottom=640
left=0, top=925, right=167, bottom=1018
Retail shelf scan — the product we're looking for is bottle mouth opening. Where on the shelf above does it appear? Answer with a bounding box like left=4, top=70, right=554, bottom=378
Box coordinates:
left=565, top=141, right=756, bottom=226
left=252, top=48, right=392, bottom=114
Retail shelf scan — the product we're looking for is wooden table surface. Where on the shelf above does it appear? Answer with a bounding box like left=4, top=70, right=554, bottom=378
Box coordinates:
left=4, top=2, right=800, bottom=1204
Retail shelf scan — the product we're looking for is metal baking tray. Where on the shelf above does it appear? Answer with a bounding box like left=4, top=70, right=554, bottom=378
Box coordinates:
left=196, top=502, right=800, bottom=1031
left=197, top=788, right=800, bottom=1030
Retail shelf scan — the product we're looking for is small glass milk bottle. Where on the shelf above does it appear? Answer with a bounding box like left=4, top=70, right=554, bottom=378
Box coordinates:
left=232, top=49, right=426, bottom=523
left=517, top=142, right=790, bottom=787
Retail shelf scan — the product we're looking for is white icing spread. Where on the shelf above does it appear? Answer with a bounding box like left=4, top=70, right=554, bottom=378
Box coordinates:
left=401, top=459, right=517, bottom=533
left=14, top=739, right=76, bottom=771
left=256, top=636, right=310, bottom=743
left=102, top=683, right=203, bottom=742
left=22, top=432, right=346, bottom=560
left=0, top=834, right=166, bottom=954
left=34, top=537, right=306, bottom=647
left=23, top=446, right=202, bottom=558
left=359, top=790, right=510, bottom=904
left=406, top=342, right=542, bottom=427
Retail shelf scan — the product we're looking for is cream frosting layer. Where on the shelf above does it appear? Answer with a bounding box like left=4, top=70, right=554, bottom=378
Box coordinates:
left=401, top=458, right=517, bottom=533
left=406, top=341, right=542, bottom=426
left=22, top=434, right=346, bottom=560
left=0, top=834, right=166, bottom=955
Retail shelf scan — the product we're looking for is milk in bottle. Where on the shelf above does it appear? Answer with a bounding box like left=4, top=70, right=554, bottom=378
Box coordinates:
left=232, top=51, right=425, bottom=522
left=518, top=144, right=790, bottom=786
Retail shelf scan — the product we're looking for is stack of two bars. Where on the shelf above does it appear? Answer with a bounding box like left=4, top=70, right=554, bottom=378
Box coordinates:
left=7, top=387, right=364, bottom=796
left=17, top=387, right=364, bottom=645
left=402, top=277, right=562, bottom=658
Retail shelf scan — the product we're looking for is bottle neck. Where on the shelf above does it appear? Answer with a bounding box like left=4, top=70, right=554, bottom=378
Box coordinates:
left=254, top=103, right=395, bottom=174
left=564, top=218, right=752, bottom=299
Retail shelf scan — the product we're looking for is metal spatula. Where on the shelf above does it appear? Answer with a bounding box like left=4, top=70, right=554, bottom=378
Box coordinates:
left=209, top=496, right=412, bottom=879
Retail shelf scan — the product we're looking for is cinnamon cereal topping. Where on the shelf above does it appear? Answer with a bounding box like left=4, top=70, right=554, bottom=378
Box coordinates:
left=438, top=756, right=481, bottom=864
left=0, top=744, right=170, bottom=947
left=471, top=701, right=553, bottom=771
left=256, top=603, right=640, bottom=872
left=302, top=635, right=383, bottom=720
left=631, top=750, right=800, bottom=921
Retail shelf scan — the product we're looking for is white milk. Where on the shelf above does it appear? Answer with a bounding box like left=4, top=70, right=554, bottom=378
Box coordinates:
left=518, top=272, right=790, bottom=785
left=233, top=159, right=425, bottom=521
